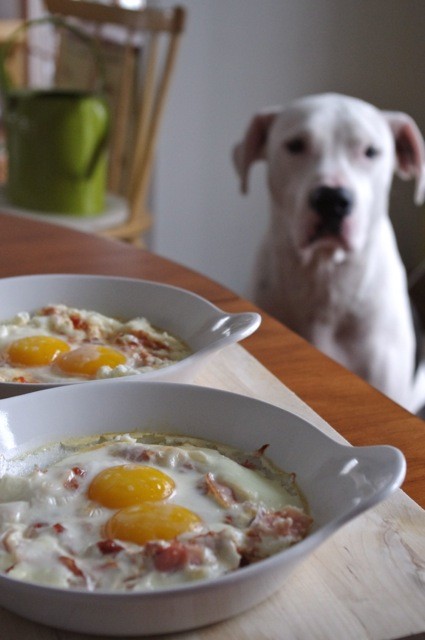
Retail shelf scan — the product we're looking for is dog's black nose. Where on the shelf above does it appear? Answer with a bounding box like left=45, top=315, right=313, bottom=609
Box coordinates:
left=309, top=186, right=353, bottom=221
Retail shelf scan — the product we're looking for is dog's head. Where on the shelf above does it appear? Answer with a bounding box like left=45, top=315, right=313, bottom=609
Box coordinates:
left=233, top=93, right=425, bottom=262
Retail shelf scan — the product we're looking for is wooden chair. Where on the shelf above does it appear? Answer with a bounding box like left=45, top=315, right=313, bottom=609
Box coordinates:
left=0, top=19, right=27, bottom=87
left=0, top=0, right=186, bottom=246
left=0, top=19, right=26, bottom=184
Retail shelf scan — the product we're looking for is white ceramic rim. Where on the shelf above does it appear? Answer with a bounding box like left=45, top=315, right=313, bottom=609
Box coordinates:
left=0, top=273, right=261, bottom=392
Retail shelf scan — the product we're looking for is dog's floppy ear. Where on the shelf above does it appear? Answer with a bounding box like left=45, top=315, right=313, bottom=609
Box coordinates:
left=232, top=108, right=281, bottom=194
left=384, top=111, right=425, bottom=206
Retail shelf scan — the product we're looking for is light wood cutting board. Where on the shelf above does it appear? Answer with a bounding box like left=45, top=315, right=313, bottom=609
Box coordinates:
left=1, top=345, right=424, bottom=640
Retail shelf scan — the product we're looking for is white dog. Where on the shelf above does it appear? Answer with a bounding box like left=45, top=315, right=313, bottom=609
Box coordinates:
left=233, top=93, right=425, bottom=413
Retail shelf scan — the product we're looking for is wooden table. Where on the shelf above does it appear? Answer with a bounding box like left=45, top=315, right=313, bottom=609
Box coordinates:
left=1, top=211, right=424, bottom=505
left=0, top=211, right=424, bottom=640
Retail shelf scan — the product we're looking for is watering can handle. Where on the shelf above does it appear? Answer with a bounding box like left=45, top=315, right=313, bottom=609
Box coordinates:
left=84, top=128, right=109, bottom=180
left=0, top=15, right=107, bottom=97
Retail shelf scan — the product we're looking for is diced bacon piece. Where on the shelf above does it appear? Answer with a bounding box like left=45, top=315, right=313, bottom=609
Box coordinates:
left=72, top=466, right=86, bottom=477
left=97, top=539, right=124, bottom=555
left=40, top=305, right=59, bottom=316
left=59, top=555, right=85, bottom=579
left=241, top=444, right=270, bottom=469
left=241, top=459, right=256, bottom=470
left=64, top=475, right=80, bottom=491
left=131, top=330, right=170, bottom=353
left=114, top=329, right=170, bottom=354
left=53, top=523, right=66, bottom=534
left=241, top=506, right=313, bottom=563
left=64, top=467, right=85, bottom=491
left=255, top=444, right=270, bottom=456
left=117, top=446, right=156, bottom=463
left=69, top=313, right=89, bottom=332
left=146, top=537, right=210, bottom=573
left=201, top=472, right=237, bottom=507
left=248, top=506, right=312, bottom=539
left=151, top=542, right=189, bottom=572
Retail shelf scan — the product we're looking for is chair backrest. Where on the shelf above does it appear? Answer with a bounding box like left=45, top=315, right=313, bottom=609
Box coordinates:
left=42, top=0, right=186, bottom=242
left=0, top=19, right=27, bottom=87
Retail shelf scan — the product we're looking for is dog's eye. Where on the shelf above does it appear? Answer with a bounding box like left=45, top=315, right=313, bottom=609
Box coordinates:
left=285, top=137, right=306, bottom=154
left=365, top=145, right=380, bottom=158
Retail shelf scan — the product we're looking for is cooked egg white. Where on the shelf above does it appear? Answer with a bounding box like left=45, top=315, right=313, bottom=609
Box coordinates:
left=0, top=433, right=311, bottom=591
left=0, top=305, right=191, bottom=384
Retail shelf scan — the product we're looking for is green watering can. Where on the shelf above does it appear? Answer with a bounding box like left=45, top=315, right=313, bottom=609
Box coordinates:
left=0, top=18, right=110, bottom=216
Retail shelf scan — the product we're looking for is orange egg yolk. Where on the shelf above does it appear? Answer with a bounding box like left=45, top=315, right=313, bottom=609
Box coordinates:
left=54, top=345, right=126, bottom=377
left=105, top=503, right=202, bottom=545
left=7, top=335, right=71, bottom=366
left=88, top=465, right=175, bottom=509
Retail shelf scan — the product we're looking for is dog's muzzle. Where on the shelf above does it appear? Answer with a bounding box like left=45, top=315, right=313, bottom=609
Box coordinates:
left=309, top=186, right=353, bottom=235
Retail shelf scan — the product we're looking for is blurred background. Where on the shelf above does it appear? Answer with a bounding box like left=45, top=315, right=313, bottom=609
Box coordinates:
left=2, top=0, right=425, bottom=299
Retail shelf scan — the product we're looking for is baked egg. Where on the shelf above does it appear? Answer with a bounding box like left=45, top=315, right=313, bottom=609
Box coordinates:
left=0, top=304, right=191, bottom=384
left=0, top=433, right=312, bottom=591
